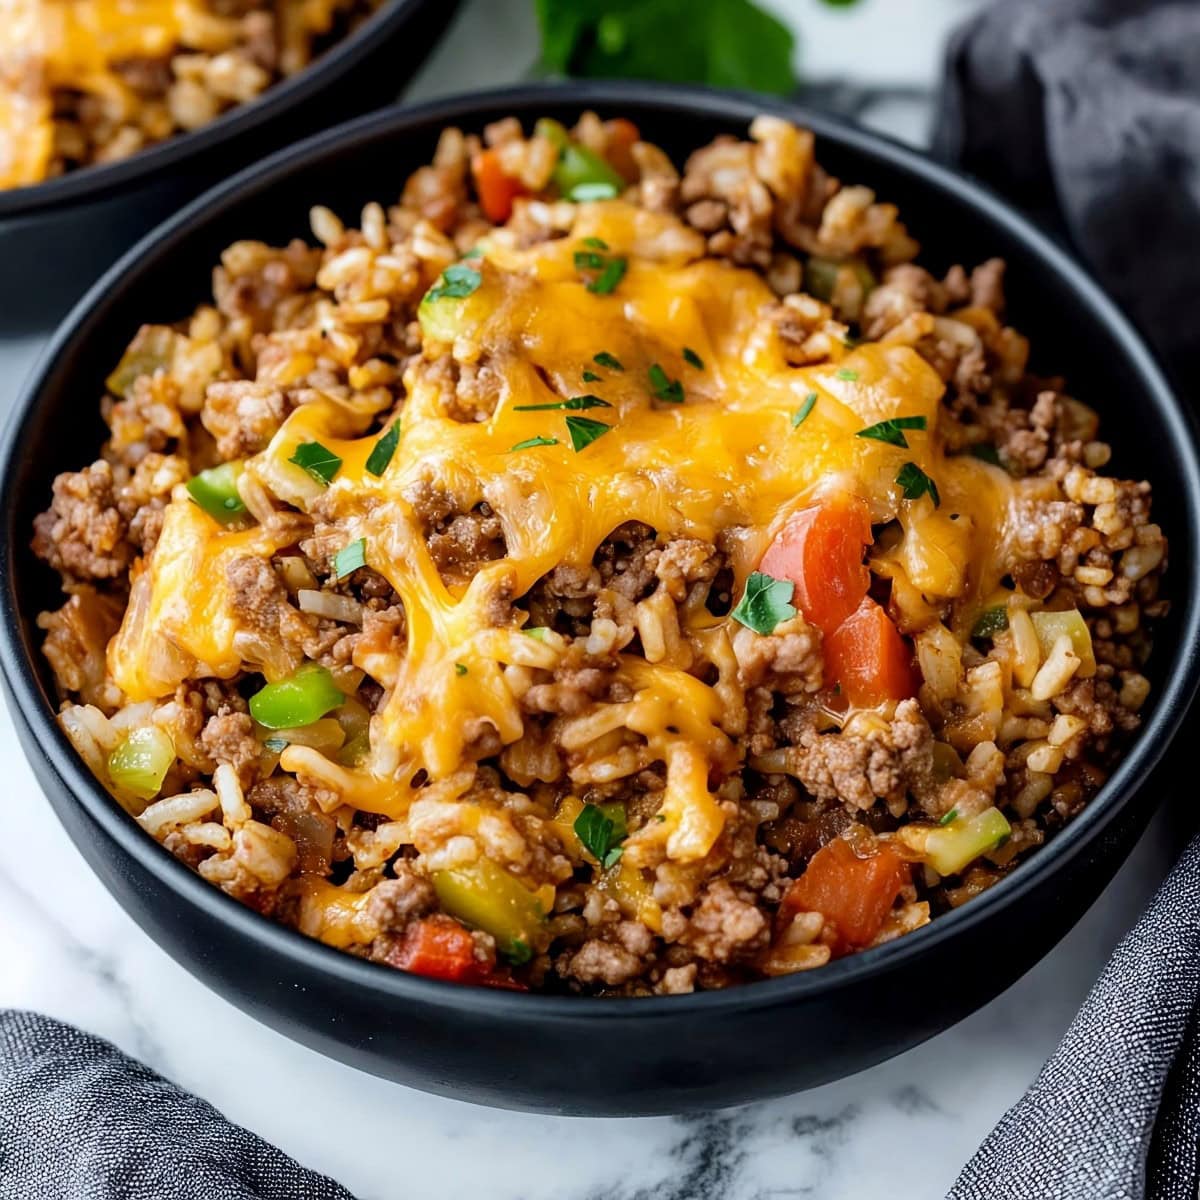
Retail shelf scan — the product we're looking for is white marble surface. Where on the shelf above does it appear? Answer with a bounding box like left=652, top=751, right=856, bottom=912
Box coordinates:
left=0, top=1, right=1184, bottom=1196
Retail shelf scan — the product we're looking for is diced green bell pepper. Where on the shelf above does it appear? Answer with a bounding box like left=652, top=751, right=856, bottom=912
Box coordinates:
left=108, top=726, right=175, bottom=801
left=924, top=807, right=1011, bottom=876
left=186, top=462, right=247, bottom=523
left=432, top=857, right=547, bottom=957
left=249, top=664, right=344, bottom=730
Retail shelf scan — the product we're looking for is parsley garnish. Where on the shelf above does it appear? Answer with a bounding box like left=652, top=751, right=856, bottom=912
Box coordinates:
left=971, top=607, right=1009, bottom=640
left=365, top=422, right=400, bottom=477
left=856, top=415, right=928, bottom=449
left=332, top=538, right=366, bottom=580
left=582, top=369, right=601, bottom=383
left=730, top=571, right=797, bottom=635
left=461, top=246, right=483, bottom=259
left=582, top=237, right=609, bottom=250
left=971, top=443, right=1002, bottom=466
left=289, top=441, right=342, bottom=485
left=570, top=181, right=620, bottom=202
left=514, top=395, right=612, bottom=412
left=896, top=461, right=940, bottom=507
left=455, top=662, right=468, bottom=677
left=574, top=250, right=607, bottom=271
left=510, top=436, right=559, bottom=451
left=683, top=347, right=705, bottom=369
left=523, top=626, right=549, bottom=641
left=574, top=802, right=627, bottom=870
left=939, top=808, right=959, bottom=826
left=424, top=263, right=481, bottom=304
left=565, top=415, right=611, bottom=452
left=791, top=392, right=817, bottom=429
left=587, top=256, right=627, bottom=294
left=836, top=367, right=860, bottom=381
left=503, top=938, right=533, bottom=966
left=593, top=351, right=623, bottom=371
left=648, top=362, right=684, bottom=404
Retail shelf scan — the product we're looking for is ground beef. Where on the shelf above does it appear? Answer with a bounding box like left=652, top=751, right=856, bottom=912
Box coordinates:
left=558, top=937, right=646, bottom=988
left=364, top=862, right=436, bottom=931
left=201, top=380, right=293, bottom=460
left=36, top=587, right=124, bottom=711
left=682, top=880, right=769, bottom=963
left=200, top=710, right=260, bottom=786
left=32, top=461, right=132, bottom=581
left=225, top=554, right=314, bottom=672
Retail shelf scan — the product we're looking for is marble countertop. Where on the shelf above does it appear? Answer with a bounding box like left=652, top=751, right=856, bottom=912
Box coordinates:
left=0, top=2, right=1183, bottom=1196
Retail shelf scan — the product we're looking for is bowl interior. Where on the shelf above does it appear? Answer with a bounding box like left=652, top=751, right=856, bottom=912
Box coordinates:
left=4, top=84, right=1199, bottom=1008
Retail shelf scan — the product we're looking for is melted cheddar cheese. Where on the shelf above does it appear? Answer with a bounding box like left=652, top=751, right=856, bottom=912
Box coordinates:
left=109, top=200, right=1021, bottom=830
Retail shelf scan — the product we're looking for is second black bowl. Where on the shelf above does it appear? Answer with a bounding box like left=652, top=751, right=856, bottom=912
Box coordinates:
left=3, top=83, right=1198, bottom=1115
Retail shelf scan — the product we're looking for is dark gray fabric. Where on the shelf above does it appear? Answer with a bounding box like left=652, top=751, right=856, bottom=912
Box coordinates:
left=0, top=1010, right=355, bottom=1200
left=933, top=0, right=1200, bottom=394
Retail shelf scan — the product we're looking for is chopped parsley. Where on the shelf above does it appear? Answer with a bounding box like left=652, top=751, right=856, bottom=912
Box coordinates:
left=514, top=394, right=612, bottom=412
left=939, top=808, right=959, bottom=826
left=791, top=392, right=817, bottom=429
left=856, top=415, right=928, bottom=449
left=455, top=662, right=468, bottom=677
left=424, top=263, right=481, bottom=304
left=648, top=362, right=684, bottom=404
left=971, top=606, right=1009, bottom=640
left=364, top=422, right=400, bottom=477
left=510, top=435, right=559, bottom=451
left=683, top=347, right=705, bottom=369
left=896, top=461, right=941, bottom=507
left=971, top=443, right=1003, bottom=467
left=332, top=538, right=366, bottom=580
left=582, top=369, right=602, bottom=383
left=503, top=938, right=533, bottom=966
left=574, top=802, right=627, bottom=870
left=593, top=351, right=623, bottom=371
left=573, top=250, right=607, bottom=271
left=569, top=181, right=620, bottom=202
left=289, top=440, right=342, bottom=485
left=836, top=367, right=859, bottom=381
left=581, top=236, right=609, bottom=250
left=523, top=626, right=549, bottom=641
left=565, top=415, right=611, bottom=452
left=730, top=571, right=797, bottom=635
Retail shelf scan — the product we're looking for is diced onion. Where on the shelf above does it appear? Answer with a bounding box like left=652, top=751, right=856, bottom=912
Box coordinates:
left=297, top=590, right=363, bottom=625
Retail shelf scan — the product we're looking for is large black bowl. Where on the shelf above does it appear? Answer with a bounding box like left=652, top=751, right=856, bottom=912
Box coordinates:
left=3, top=84, right=1198, bottom=1116
left=0, top=0, right=456, bottom=332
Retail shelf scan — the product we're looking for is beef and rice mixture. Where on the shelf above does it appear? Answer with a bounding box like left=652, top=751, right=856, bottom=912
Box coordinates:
left=0, top=0, right=378, bottom=189
left=33, top=113, right=1166, bottom=994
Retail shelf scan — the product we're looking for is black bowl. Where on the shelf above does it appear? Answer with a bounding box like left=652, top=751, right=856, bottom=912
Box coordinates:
left=3, top=83, right=1198, bottom=1116
left=0, top=0, right=456, bottom=332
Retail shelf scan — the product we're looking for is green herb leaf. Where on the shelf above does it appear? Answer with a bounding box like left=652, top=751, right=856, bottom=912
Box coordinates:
left=587, top=256, right=627, bottom=294
left=289, top=441, right=342, bottom=485
left=455, top=662, right=468, bottom=677
left=836, top=367, right=859, bottom=381
left=856, top=415, right=928, bottom=449
left=970, top=443, right=1002, bottom=467
left=569, top=181, right=620, bottom=202
left=971, top=607, right=1009, bottom=640
left=424, top=263, right=481, bottom=304
left=534, top=0, right=798, bottom=96
left=648, top=362, right=684, bottom=404
left=582, top=236, right=609, bottom=250
left=514, top=394, right=612, bottom=412
left=593, top=351, right=623, bottom=371
left=332, top=537, right=366, bottom=580
left=462, top=246, right=484, bottom=260
left=582, top=369, right=602, bottom=383
left=791, top=392, right=817, bottom=429
left=565, top=415, right=611, bottom=452
left=574, top=802, right=626, bottom=870
left=730, top=571, right=797, bottom=635
left=510, top=436, right=560, bottom=452
left=683, top=346, right=705, bottom=370
left=523, top=626, right=549, bottom=641
left=896, top=461, right=941, bottom=507
left=938, top=808, right=958, bottom=826
left=574, top=249, right=607, bottom=271
left=364, top=422, right=400, bottom=477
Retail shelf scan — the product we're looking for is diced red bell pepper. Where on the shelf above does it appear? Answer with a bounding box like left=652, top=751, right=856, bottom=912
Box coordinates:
left=824, top=596, right=916, bottom=708
left=388, top=915, right=487, bottom=983
left=760, top=494, right=872, bottom=636
left=471, top=149, right=528, bottom=224
left=781, top=837, right=910, bottom=956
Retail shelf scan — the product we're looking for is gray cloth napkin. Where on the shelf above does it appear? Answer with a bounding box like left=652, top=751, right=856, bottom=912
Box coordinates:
left=937, top=1, right=1200, bottom=1196
left=0, top=1010, right=355, bottom=1200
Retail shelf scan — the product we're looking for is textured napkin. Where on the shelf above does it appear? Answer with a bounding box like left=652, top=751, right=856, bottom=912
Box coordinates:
left=0, top=1010, right=355, bottom=1200
left=937, top=1, right=1200, bottom=1196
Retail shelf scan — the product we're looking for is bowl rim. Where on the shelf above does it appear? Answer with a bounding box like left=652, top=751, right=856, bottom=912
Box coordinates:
left=5, top=79, right=1199, bottom=1021
left=0, top=0, right=444, bottom=220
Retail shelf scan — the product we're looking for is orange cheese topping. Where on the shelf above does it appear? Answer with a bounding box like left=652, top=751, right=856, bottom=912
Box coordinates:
left=108, top=200, right=1021, bottom=825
